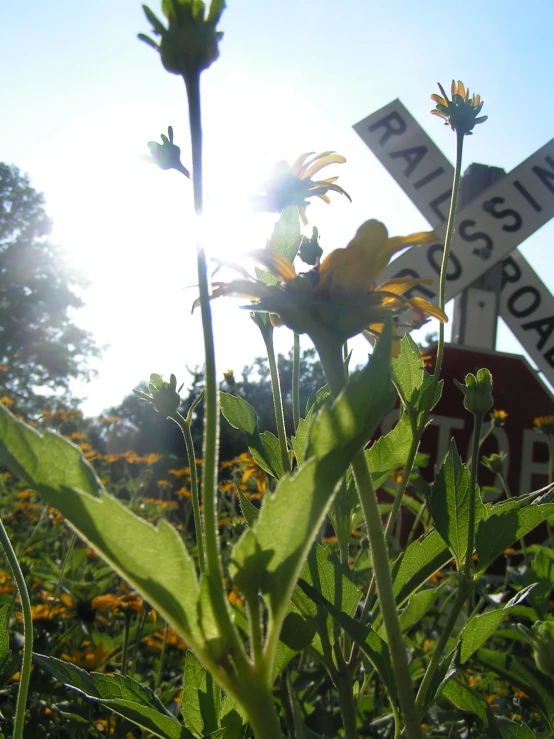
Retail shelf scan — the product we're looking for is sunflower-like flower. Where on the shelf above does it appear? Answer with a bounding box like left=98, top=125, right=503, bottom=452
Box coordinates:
left=251, top=152, right=351, bottom=224
left=431, top=81, right=487, bottom=136
left=200, top=219, right=447, bottom=351
left=534, top=415, right=554, bottom=435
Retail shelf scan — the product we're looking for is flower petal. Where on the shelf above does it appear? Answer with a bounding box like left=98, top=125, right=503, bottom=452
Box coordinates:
left=249, top=249, right=297, bottom=282
left=290, top=152, right=315, bottom=176
left=410, top=297, right=448, bottom=323
left=302, top=153, right=346, bottom=181
left=376, top=278, right=433, bottom=296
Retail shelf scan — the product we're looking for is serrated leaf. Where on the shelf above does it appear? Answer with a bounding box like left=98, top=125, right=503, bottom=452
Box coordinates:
left=496, top=717, right=538, bottom=739
left=392, top=334, right=424, bottom=407
left=292, top=545, right=359, bottom=654
left=296, top=579, right=396, bottom=701
left=459, top=584, right=536, bottom=663
left=396, top=586, right=444, bottom=635
left=441, top=678, right=500, bottom=736
left=232, top=325, right=394, bottom=636
left=219, top=693, right=246, bottom=739
left=391, top=529, right=450, bottom=606
left=428, top=439, right=484, bottom=568
left=272, top=611, right=315, bottom=681
left=366, top=412, right=414, bottom=489
left=477, top=648, right=554, bottom=729
left=259, top=431, right=284, bottom=478
left=305, top=385, right=330, bottom=417
left=220, top=392, right=277, bottom=477
left=181, top=651, right=220, bottom=737
left=238, top=489, right=259, bottom=527
left=34, top=654, right=191, bottom=739
left=0, top=404, right=200, bottom=646
left=291, top=416, right=310, bottom=467
left=476, top=498, right=554, bottom=574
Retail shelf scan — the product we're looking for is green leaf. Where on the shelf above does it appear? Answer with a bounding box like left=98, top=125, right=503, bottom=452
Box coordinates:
left=0, top=404, right=200, bottom=646
left=366, top=412, right=414, bottom=489
left=476, top=497, right=554, bottom=574
left=256, top=206, right=301, bottom=286
left=286, top=674, right=323, bottom=738
left=232, top=325, right=394, bottom=630
left=459, top=584, right=536, bottom=663
left=495, top=717, right=538, bottom=739
left=272, top=611, right=315, bottom=681
left=391, top=529, right=450, bottom=606
left=477, top=648, right=554, bottom=729
left=291, top=416, right=310, bottom=467
left=396, top=586, right=445, bottom=635
left=428, top=439, right=484, bottom=568
left=292, top=545, right=359, bottom=654
left=238, top=489, right=259, bottom=527
left=296, top=579, right=396, bottom=701
left=220, top=392, right=258, bottom=435
left=34, top=654, right=192, bottom=739
left=441, top=678, right=500, bottom=736
left=219, top=693, right=246, bottom=739
left=0, top=604, right=10, bottom=673
left=259, top=431, right=284, bottom=478
left=181, top=651, right=220, bottom=737
left=220, top=392, right=277, bottom=477
left=392, top=334, right=424, bottom=407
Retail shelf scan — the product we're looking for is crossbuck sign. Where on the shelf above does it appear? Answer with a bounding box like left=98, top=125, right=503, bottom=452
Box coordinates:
left=354, top=101, right=554, bottom=386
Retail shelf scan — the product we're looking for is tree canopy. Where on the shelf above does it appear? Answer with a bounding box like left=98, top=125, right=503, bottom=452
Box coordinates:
left=0, top=163, right=98, bottom=412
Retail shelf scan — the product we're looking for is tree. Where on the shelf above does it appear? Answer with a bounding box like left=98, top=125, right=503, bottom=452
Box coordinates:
left=0, top=164, right=98, bottom=412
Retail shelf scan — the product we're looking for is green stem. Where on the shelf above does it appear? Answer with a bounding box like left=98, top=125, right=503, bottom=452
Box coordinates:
left=155, top=622, right=169, bottom=691
left=0, top=518, right=32, bottom=739
left=292, top=333, right=301, bottom=433
left=415, top=578, right=470, bottom=713
left=183, top=69, right=220, bottom=582
left=170, top=411, right=206, bottom=573
left=432, top=130, right=465, bottom=387
left=247, top=595, right=264, bottom=667
left=464, top=413, right=483, bottom=581
left=416, top=411, right=483, bottom=712
left=384, top=427, right=420, bottom=542
left=315, top=340, right=421, bottom=739
left=335, top=665, right=357, bottom=739
left=121, top=612, right=132, bottom=677
left=262, top=326, right=291, bottom=475
left=239, top=681, right=283, bottom=739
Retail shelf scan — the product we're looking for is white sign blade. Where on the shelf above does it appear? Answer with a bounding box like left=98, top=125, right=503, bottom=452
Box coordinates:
left=354, top=100, right=454, bottom=229
left=500, top=251, right=554, bottom=382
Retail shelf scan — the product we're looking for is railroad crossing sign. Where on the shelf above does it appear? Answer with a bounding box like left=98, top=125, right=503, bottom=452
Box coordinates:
left=354, top=100, right=554, bottom=386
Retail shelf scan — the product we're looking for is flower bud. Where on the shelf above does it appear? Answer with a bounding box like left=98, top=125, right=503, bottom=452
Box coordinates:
left=482, top=451, right=506, bottom=476
left=517, top=621, right=554, bottom=678
left=454, top=368, right=493, bottom=415
left=133, top=373, right=182, bottom=416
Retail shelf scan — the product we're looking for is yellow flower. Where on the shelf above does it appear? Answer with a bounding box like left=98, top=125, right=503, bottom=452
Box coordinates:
left=61, top=641, right=114, bottom=671
left=251, top=151, right=351, bottom=224
left=431, top=80, right=487, bottom=136
left=0, top=396, right=14, bottom=408
left=202, top=219, right=447, bottom=350
left=490, top=408, right=508, bottom=427
left=534, top=415, right=554, bottom=435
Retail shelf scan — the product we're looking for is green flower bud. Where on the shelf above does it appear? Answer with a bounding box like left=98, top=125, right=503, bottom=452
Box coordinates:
left=133, top=373, right=182, bottom=416
left=299, top=227, right=323, bottom=266
left=138, top=0, right=225, bottom=79
left=454, top=368, right=493, bottom=415
left=481, top=451, right=506, bottom=476
left=146, top=126, right=190, bottom=177
left=517, top=621, right=554, bottom=678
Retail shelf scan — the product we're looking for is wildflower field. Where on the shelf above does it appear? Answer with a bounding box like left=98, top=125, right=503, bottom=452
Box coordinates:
left=1, top=2, right=554, bottom=738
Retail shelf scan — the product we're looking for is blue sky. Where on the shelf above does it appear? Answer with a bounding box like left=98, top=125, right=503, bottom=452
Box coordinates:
left=3, top=1, right=554, bottom=413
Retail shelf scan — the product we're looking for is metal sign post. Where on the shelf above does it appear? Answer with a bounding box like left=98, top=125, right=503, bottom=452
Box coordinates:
left=354, top=100, right=554, bottom=384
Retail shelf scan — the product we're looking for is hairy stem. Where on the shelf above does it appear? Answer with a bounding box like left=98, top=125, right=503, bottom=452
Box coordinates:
left=170, top=410, right=206, bottom=573
left=184, top=70, right=220, bottom=581
left=262, top=325, right=291, bottom=475
left=292, top=333, right=301, bottom=433
left=432, top=130, right=464, bottom=386
left=0, top=518, right=32, bottom=739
